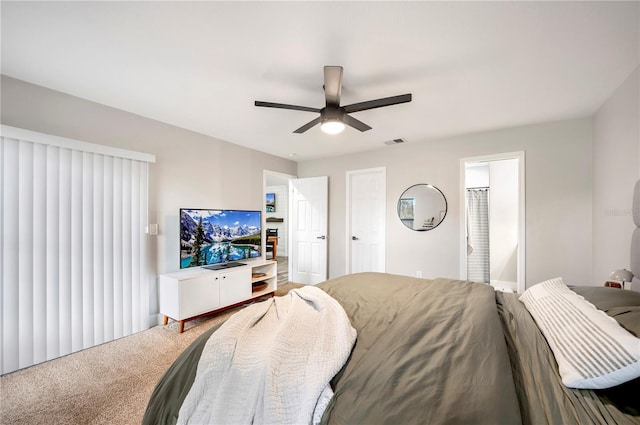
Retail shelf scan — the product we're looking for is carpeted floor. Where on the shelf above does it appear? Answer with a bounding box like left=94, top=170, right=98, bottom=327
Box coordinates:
left=0, top=281, right=304, bottom=425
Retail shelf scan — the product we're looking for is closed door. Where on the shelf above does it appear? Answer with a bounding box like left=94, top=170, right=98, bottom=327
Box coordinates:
left=290, top=176, right=328, bottom=285
left=348, top=168, right=386, bottom=274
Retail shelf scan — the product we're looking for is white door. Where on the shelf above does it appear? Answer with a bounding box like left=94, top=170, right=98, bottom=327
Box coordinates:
left=290, top=176, right=328, bottom=285
left=347, top=168, right=386, bottom=274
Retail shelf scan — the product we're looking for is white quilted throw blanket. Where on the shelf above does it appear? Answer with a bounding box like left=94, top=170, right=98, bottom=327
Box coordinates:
left=177, top=286, right=357, bottom=425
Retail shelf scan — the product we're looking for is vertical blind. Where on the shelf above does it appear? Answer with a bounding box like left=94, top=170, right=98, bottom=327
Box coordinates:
left=1, top=127, right=155, bottom=374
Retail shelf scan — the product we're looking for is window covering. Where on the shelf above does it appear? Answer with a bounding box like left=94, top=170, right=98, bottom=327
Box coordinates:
left=1, top=126, right=155, bottom=374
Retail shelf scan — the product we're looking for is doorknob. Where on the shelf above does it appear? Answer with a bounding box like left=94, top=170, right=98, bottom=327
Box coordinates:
left=352, top=236, right=359, bottom=240
left=317, top=235, right=326, bottom=240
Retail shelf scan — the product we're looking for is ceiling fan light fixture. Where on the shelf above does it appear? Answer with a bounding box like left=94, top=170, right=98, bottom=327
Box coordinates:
left=255, top=66, right=412, bottom=134
left=320, top=119, right=345, bottom=135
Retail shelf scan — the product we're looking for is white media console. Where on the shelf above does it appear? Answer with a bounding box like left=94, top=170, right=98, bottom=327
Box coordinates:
left=159, top=259, right=277, bottom=332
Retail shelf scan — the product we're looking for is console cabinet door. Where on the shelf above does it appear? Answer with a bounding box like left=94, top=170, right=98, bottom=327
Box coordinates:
left=179, top=275, right=220, bottom=319
left=219, top=268, right=252, bottom=307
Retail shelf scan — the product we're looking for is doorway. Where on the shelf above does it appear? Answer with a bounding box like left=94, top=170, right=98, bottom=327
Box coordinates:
left=264, top=171, right=329, bottom=285
left=460, top=152, right=525, bottom=293
left=264, top=170, right=296, bottom=285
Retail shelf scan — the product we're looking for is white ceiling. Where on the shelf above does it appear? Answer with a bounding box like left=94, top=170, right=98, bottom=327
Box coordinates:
left=2, top=1, right=638, bottom=161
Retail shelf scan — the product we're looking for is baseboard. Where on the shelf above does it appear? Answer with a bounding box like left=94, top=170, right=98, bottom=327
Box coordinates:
left=490, top=279, right=517, bottom=292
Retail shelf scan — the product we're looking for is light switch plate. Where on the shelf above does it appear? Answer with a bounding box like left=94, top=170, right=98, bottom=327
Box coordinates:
left=148, top=223, right=158, bottom=235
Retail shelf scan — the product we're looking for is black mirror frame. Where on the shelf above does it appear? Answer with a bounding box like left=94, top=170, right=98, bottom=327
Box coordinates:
left=397, top=183, right=448, bottom=231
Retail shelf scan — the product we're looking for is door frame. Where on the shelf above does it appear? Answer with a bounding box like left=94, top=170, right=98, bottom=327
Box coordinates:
left=345, top=167, right=386, bottom=275
left=459, top=152, right=526, bottom=293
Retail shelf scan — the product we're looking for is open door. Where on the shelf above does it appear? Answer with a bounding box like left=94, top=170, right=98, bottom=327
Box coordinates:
left=289, top=176, right=328, bottom=285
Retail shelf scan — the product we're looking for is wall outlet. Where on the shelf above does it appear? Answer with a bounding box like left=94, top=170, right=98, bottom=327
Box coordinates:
left=416, top=271, right=423, bottom=278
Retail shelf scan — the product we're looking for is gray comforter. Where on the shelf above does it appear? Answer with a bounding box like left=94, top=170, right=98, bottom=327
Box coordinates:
left=497, top=291, right=640, bottom=425
left=318, top=273, right=520, bottom=424
left=143, top=273, right=639, bottom=424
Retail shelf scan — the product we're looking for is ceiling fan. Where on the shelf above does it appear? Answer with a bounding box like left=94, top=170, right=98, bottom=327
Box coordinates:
left=255, top=66, right=412, bottom=135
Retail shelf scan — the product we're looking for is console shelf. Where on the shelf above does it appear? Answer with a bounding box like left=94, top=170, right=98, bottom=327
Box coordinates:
left=159, top=259, right=278, bottom=332
left=250, top=261, right=277, bottom=297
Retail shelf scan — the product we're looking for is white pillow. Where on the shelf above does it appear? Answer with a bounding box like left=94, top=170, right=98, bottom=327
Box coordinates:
left=519, top=277, right=640, bottom=389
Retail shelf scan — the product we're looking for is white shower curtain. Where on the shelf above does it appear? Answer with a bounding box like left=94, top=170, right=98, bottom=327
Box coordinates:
left=466, top=189, right=490, bottom=283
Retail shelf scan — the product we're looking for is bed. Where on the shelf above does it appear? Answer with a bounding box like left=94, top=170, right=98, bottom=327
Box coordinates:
left=143, top=273, right=640, bottom=425
left=143, top=180, right=640, bottom=425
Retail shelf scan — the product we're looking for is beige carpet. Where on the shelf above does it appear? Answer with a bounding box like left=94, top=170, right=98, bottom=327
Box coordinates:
left=0, top=282, right=304, bottom=425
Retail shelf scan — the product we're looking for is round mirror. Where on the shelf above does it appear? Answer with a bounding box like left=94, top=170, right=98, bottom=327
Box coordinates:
left=397, top=184, right=447, bottom=231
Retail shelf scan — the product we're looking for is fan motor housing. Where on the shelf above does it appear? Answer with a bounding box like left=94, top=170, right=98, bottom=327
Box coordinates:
left=321, top=107, right=345, bottom=121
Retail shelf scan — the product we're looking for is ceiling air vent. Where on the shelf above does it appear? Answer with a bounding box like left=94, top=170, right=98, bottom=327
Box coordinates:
left=384, top=138, right=406, bottom=146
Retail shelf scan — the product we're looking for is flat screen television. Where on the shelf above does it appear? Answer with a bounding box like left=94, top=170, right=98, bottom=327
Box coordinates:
left=180, top=209, right=262, bottom=269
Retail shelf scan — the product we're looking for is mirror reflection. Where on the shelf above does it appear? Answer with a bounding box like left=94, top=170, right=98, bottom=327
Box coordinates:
left=398, top=184, right=447, bottom=231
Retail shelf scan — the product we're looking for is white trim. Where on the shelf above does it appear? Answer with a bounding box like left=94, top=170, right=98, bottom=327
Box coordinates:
left=1, top=125, right=156, bottom=163
left=345, top=166, right=387, bottom=275
left=490, top=279, right=517, bottom=293
left=460, top=151, right=526, bottom=293
left=263, top=169, right=297, bottom=276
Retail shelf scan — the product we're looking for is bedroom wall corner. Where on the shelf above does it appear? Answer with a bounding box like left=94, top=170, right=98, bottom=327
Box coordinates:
left=0, top=75, right=298, bottom=318
left=592, top=67, right=640, bottom=289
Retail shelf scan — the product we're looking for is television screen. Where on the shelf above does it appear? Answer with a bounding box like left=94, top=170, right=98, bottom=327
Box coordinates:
left=180, top=209, right=262, bottom=269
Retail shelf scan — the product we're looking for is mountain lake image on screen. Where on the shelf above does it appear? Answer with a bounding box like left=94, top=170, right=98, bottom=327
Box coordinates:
left=180, top=209, right=262, bottom=269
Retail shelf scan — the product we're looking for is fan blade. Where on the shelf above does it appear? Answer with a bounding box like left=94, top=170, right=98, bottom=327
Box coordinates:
left=343, top=93, right=412, bottom=114
left=255, top=101, right=320, bottom=113
left=342, top=114, right=372, bottom=132
left=324, top=66, right=343, bottom=107
left=293, top=116, right=323, bottom=133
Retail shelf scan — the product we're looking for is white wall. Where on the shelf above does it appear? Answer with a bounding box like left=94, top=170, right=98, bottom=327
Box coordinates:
left=592, top=67, right=640, bottom=289
left=5, top=74, right=624, bottom=292
left=465, top=163, right=489, bottom=188
left=298, top=118, right=593, bottom=288
left=1, top=75, right=297, bottom=313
